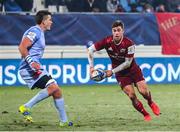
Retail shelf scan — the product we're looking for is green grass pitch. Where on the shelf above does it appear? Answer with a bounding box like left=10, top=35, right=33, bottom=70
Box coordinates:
left=1, top=84, right=180, bottom=131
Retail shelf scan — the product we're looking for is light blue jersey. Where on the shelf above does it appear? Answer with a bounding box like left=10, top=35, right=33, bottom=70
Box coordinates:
left=18, top=25, right=52, bottom=89
left=19, top=25, right=45, bottom=69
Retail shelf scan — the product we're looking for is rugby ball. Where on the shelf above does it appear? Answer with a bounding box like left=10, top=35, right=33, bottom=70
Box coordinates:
left=91, top=68, right=106, bottom=82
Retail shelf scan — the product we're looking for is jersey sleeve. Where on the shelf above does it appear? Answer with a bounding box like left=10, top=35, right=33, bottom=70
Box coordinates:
left=125, top=41, right=135, bottom=58
left=24, top=27, right=41, bottom=43
left=94, top=37, right=107, bottom=51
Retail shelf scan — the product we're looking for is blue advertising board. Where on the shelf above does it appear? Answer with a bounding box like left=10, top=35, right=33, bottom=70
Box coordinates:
left=0, top=58, right=179, bottom=86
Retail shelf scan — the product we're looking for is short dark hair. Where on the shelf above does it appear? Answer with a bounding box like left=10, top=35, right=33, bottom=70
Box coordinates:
left=112, top=20, right=124, bottom=29
left=35, top=10, right=52, bottom=24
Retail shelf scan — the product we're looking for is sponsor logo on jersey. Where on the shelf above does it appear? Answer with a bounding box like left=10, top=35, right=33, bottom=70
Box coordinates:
left=109, top=54, right=124, bottom=59
left=120, top=48, right=126, bottom=53
left=108, top=47, right=113, bottom=51
left=128, top=45, right=135, bottom=54
left=27, top=32, right=36, bottom=41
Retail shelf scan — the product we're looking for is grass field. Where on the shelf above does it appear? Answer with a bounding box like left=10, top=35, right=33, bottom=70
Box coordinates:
left=1, top=84, right=180, bottom=131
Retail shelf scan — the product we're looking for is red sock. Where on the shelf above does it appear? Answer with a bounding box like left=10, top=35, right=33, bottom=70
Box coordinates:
left=132, top=100, right=149, bottom=116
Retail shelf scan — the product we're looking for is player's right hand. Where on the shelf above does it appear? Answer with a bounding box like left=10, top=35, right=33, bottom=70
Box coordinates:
left=105, top=70, right=113, bottom=77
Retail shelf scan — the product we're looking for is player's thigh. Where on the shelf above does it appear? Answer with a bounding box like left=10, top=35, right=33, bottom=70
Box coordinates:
left=32, top=74, right=56, bottom=89
left=116, top=75, right=132, bottom=88
left=47, top=83, right=62, bottom=98
left=136, top=80, right=149, bottom=93
left=116, top=76, right=136, bottom=98
left=123, top=85, right=136, bottom=99
left=131, top=66, right=145, bottom=83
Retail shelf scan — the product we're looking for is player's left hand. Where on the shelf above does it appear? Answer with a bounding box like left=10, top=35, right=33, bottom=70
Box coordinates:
left=30, top=62, right=41, bottom=71
left=105, top=70, right=113, bottom=77
left=30, top=62, right=42, bottom=78
left=90, top=66, right=95, bottom=75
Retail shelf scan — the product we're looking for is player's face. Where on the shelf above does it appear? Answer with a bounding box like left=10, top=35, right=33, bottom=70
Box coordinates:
left=42, top=15, right=53, bottom=30
left=112, top=26, right=124, bottom=42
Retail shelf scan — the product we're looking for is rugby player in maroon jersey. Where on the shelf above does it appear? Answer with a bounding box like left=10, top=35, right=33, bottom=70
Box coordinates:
left=87, top=20, right=160, bottom=121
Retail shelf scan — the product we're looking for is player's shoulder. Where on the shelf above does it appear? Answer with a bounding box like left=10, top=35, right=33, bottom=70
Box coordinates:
left=123, top=36, right=134, bottom=46
left=104, top=35, right=113, bottom=43
left=28, top=26, right=41, bottom=34
left=24, top=26, right=41, bottom=41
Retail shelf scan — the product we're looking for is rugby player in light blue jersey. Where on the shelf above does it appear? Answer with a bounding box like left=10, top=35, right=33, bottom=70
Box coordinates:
left=18, top=10, right=73, bottom=127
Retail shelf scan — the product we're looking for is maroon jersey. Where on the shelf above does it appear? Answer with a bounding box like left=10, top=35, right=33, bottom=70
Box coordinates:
left=94, top=35, right=140, bottom=76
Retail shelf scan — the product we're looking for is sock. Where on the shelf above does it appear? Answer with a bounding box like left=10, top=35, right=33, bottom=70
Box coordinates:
left=132, top=100, right=149, bottom=116
left=54, top=98, right=68, bottom=123
left=24, top=88, right=49, bottom=108
left=143, top=91, right=153, bottom=105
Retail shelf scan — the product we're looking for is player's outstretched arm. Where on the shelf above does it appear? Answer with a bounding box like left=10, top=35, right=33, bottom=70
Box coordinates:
left=112, top=57, right=133, bottom=74
left=87, top=44, right=96, bottom=74
left=102, top=58, right=132, bottom=79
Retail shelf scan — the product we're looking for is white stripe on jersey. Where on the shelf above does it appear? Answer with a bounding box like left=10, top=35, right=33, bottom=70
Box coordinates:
left=128, top=45, right=135, bottom=54
left=26, top=31, right=36, bottom=41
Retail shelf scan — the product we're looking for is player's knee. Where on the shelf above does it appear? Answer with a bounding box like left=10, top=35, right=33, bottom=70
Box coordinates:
left=128, top=93, right=137, bottom=101
left=123, top=87, right=136, bottom=100
left=47, top=83, right=62, bottom=98
left=137, top=81, right=148, bottom=93
left=52, top=88, right=62, bottom=99
left=139, top=87, right=148, bottom=95
left=47, top=83, right=55, bottom=94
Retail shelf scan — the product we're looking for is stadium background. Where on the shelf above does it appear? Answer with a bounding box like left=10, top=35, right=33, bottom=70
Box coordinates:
left=0, top=4, right=179, bottom=86
left=0, top=0, right=180, bottom=131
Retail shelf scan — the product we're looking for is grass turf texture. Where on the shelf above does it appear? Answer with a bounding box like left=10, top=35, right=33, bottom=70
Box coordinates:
left=0, top=84, right=180, bottom=131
